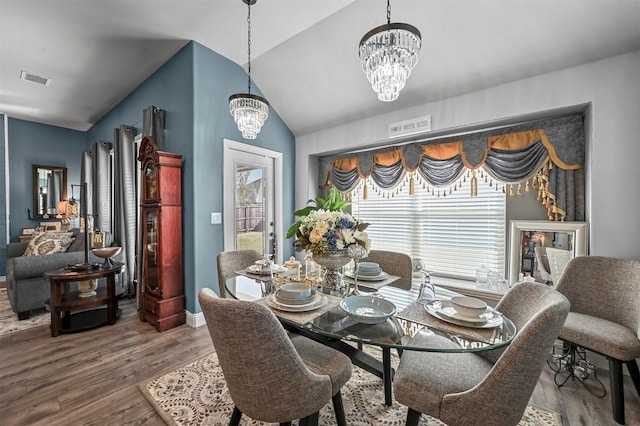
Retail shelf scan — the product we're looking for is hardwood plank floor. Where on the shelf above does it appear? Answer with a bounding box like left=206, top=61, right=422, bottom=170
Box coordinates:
left=1, top=297, right=638, bottom=425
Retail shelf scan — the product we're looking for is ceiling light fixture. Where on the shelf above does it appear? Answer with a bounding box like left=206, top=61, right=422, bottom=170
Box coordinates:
left=229, top=0, right=269, bottom=140
left=359, top=0, right=422, bottom=102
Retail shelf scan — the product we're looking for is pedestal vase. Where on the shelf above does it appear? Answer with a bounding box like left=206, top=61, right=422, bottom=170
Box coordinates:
left=313, top=249, right=351, bottom=292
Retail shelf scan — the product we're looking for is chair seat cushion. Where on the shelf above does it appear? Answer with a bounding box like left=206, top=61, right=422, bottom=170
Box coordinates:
left=560, top=312, right=640, bottom=361
left=394, top=332, right=493, bottom=417
left=290, top=335, right=352, bottom=395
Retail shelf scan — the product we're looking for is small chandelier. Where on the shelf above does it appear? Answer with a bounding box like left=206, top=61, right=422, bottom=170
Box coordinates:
left=229, top=0, right=269, bottom=139
left=359, top=0, right=422, bottom=102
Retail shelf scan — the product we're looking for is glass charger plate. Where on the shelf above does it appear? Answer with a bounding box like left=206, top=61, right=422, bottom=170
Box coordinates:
left=425, top=300, right=503, bottom=328
left=345, top=270, right=389, bottom=281
left=266, top=294, right=328, bottom=312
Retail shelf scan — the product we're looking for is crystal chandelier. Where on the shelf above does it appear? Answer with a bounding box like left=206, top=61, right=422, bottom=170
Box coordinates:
left=359, top=0, right=422, bottom=102
left=229, top=0, right=269, bottom=139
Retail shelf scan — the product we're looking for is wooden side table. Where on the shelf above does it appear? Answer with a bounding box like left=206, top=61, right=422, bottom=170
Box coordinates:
left=44, top=262, right=125, bottom=337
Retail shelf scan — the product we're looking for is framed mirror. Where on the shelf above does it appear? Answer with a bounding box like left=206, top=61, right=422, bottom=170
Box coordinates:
left=509, top=220, right=587, bottom=286
left=32, top=165, right=67, bottom=218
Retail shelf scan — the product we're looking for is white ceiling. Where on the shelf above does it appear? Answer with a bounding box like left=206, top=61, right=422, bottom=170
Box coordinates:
left=1, top=0, right=639, bottom=136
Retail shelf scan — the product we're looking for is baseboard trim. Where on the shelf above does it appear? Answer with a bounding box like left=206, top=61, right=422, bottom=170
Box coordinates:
left=185, top=310, right=205, bottom=328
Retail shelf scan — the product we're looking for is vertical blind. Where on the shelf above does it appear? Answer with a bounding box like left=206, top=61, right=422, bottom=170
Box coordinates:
left=351, top=175, right=505, bottom=280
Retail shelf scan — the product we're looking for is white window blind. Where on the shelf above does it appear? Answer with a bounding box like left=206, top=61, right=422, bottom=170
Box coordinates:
left=351, top=177, right=506, bottom=280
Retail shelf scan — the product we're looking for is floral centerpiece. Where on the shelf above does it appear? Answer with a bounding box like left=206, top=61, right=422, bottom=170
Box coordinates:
left=287, top=189, right=370, bottom=290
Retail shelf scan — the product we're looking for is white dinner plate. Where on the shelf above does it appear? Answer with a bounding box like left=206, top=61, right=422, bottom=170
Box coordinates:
left=424, top=300, right=504, bottom=328
left=345, top=270, right=389, bottom=281
left=245, top=264, right=287, bottom=275
left=266, top=294, right=328, bottom=312
left=275, top=289, right=317, bottom=306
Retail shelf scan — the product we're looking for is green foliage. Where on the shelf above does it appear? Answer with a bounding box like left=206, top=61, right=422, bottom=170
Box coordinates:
left=286, top=188, right=349, bottom=239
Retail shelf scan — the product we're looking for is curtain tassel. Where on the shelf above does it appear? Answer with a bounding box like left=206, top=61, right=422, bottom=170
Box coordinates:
left=409, top=176, right=415, bottom=195
left=525, top=181, right=530, bottom=192
left=363, top=183, right=368, bottom=200
left=517, top=183, right=522, bottom=195
left=470, top=170, right=478, bottom=196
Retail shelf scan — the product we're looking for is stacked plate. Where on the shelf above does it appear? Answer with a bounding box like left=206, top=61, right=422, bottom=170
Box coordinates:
left=424, top=300, right=504, bottom=328
left=346, top=262, right=388, bottom=281
left=266, top=282, right=328, bottom=312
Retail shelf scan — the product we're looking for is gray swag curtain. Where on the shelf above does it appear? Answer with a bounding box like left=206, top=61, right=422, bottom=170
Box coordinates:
left=321, top=115, right=585, bottom=221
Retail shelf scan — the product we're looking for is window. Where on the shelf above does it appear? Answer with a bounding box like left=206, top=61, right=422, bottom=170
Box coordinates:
left=351, top=175, right=506, bottom=281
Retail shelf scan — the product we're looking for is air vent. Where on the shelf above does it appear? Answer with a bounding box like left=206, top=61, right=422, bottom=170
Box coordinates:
left=389, top=115, right=431, bottom=138
left=20, top=70, right=50, bottom=86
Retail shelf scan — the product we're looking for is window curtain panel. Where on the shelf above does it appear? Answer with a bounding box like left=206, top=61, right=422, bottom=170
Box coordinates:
left=143, top=105, right=165, bottom=150
left=113, top=125, right=137, bottom=296
left=320, top=115, right=585, bottom=221
left=81, top=142, right=112, bottom=232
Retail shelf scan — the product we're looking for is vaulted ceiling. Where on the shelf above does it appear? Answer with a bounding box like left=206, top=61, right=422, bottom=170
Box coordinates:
left=1, top=0, right=639, bottom=136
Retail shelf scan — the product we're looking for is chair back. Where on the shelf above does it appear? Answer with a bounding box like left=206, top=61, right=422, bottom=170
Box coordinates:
left=555, top=256, right=640, bottom=335
left=365, top=250, right=413, bottom=289
left=446, top=282, right=569, bottom=425
left=546, top=247, right=571, bottom=285
left=534, top=246, right=551, bottom=281
left=198, top=288, right=332, bottom=423
left=216, top=250, right=262, bottom=298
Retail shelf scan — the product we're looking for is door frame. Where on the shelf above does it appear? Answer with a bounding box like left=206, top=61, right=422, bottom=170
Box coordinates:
left=222, top=139, right=284, bottom=264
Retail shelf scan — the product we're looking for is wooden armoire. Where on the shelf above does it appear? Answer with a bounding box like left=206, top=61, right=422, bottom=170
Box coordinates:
left=138, top=136, right=185, bottom=331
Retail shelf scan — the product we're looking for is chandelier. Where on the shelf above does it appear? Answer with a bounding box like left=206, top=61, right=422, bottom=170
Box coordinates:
left=229, top=0, right=269, bottom=139
left=359, top=0, right=422, bottom=102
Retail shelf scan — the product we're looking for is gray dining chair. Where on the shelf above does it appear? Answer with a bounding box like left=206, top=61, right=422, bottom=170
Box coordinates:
left=554, top=256, right=640, bottom=425
left=216, top=249, right=262, bottom=298
left=364, top=250, right=413, bottom=290
left=198, top=287, right=352, bottom=426
left=394, top=282, right=569, bottom=426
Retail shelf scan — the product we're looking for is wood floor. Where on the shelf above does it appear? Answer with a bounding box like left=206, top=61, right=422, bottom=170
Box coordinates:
left=1, top=298, right=638, bottom=426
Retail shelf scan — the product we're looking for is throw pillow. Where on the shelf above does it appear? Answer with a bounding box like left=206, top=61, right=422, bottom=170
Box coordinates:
left=23, top=231, right=75, bottom=256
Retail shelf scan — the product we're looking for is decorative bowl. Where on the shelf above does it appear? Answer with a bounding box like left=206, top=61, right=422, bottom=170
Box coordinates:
left=358, top=262, right=381, bottom=274
left=277, top=283, right=312, bottom=299
left=91, top=246, right=122, bottom=267
left=340, top=295, right=396, bottom=324
left=450, top=296, right=487, bottom=318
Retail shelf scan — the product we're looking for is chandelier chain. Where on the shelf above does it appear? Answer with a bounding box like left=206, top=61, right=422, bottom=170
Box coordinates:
left=387, top=0, right=391, bottom=24
left=247, top=1, right=252, bottom=93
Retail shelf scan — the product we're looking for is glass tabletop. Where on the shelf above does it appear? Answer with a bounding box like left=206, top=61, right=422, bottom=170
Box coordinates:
left=225, top=274, right=516, bottom=353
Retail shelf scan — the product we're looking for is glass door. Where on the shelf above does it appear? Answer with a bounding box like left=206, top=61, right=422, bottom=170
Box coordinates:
left=223, top=140, right=283, bottom=263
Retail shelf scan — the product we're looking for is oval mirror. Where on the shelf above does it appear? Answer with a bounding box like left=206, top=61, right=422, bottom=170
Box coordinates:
left=32, top=165, right=68, bottom=218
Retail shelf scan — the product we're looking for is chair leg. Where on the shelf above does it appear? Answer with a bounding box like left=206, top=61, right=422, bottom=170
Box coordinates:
left=332, top=391, right=347, bottom=426
left=299, top=412, right=319, bottom=426
left=230, top=406, right=242, bottom=426
left=626, top=359, right=640, bottom=395
left=279, top=423, right=292, bottom=426
left=608, top=358, right=625, bottom=424
left=405, top=408, right=422, bottom=426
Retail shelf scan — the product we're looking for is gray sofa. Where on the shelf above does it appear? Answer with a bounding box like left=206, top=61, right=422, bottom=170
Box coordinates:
left=5, top=228, right=121, bottom=319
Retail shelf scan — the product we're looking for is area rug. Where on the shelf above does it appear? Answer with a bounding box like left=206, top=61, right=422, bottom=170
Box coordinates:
left=139, top=350, right=562, bottom=426
left=0, top=287, right=50, bottom=336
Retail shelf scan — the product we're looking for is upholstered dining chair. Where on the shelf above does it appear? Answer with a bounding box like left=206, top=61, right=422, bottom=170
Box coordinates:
left=394, top=282, right=570, bottom=426
left=364, top=250, right=413, bottom=290
left=216, top=249, right=262, bottom=298
left=554, top=256, right=640, bottom=425
left=534, top=246, right=551, bottom=283
left=198, top=288, right=352, bottom=426
left=546, top=247, right=572, bottom=286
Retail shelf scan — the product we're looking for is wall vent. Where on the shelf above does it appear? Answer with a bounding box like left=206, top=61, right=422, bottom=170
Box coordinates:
left=389, top=115, right=431, bottom=138
left=20, top=71, right=50, bottom=86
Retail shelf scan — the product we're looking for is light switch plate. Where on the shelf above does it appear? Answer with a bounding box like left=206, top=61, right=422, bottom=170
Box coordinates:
left=211, top=212, right=222, bottom=224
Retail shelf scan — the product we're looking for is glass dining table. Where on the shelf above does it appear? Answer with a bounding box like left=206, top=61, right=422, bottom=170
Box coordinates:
left=225, top=272, right=516, bottom=406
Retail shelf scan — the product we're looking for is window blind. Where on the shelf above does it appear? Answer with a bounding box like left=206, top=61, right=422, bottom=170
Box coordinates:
left=351, top=178, right=506, bottom=280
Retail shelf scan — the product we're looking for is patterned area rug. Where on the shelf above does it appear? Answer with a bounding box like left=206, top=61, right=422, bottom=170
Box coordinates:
left=0, top=287, right=50, bottom=336
left=139, top=349, right=562, bottom=426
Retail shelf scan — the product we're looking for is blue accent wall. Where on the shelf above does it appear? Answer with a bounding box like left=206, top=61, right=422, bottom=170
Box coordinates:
left=86, top=41, right=295, bottom=313
left=6, top=118, right=86, bottom=242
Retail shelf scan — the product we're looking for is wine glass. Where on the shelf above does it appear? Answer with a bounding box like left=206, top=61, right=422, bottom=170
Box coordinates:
left=415, top=259, right=436, bottom=305
left=347, top=244, right=368, bottom=296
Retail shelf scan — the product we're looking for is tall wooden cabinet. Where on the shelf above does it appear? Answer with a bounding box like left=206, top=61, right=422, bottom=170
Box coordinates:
left=138, top=136, right=185, bottom=331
